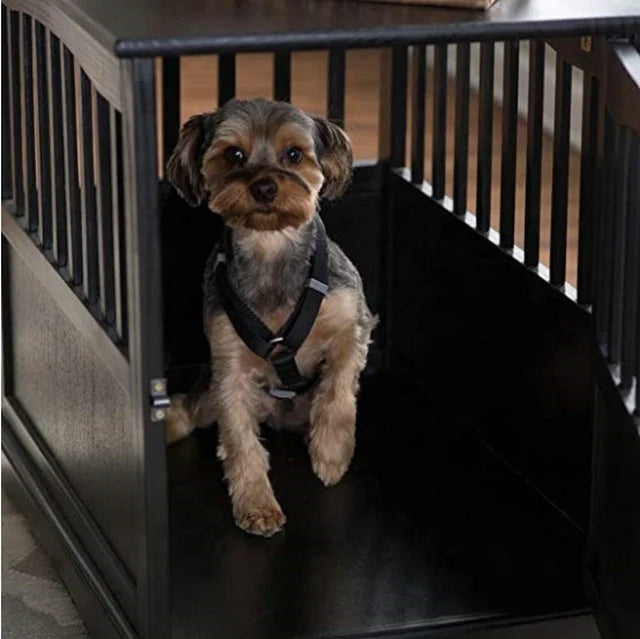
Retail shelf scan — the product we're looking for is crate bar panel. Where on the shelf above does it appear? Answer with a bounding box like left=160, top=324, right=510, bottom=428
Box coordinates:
left=577, top=74, right=599, bottom=306
left=111, top=109, right=128, bottom=345
left=34, top=21, right=53, bottom=250
left=549, top=56, right=572, bottom=287
left=432, top=43, right=447, bottom=200
left=61, top=45, right=82, bottom=286
left=21, top=13, right=38, bottom=232
left=608, top=127, right=630, bottom=365
left=161, top=56, right=180, bottom=172
left=499, top=40, right=519, bottom=250
left=392, top=46, right=408, bottom=168
left=94, top=92, right=116, bottom=326
left=48, top=32, right=68, bottom=267
left=524, top=39, right=545, bottom=267
left=410, top=44, right=426, bottom=185
left=327, top=49, right=345, bottom=126
left=273, top=51, right=291, bottom=102
left=379, top=47, right=408, bottom=167
left=453, top=42, right=470, bottom=217
left=595, top=113, right=617, bottom=350
left=79, top=71, right=99, bottom=306
left=8, top=10, right=24, bottom=213
left=218, top=53, right=235, bottom=105
left=2, top=4, right=12, bottom=200
left=620, top=134, right=640, bottom=391
left=476, top=41, right=494, bottom=233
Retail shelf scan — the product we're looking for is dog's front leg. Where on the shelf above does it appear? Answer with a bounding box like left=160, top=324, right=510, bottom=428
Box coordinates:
left=213, top=363, right=286, bottom=537
left=308, top=320, right=367, bottom=486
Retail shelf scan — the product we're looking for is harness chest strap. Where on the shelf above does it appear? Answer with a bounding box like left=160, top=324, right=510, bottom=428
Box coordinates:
left=214, top=217, right=329, bottom=398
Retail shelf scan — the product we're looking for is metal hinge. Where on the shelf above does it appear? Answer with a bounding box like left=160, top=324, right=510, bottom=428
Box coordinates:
left=150, top=378, right=170, bottom=422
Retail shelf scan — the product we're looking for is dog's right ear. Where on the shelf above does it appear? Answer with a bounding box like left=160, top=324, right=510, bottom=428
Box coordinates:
left=166, top=113, right=216, bottom=206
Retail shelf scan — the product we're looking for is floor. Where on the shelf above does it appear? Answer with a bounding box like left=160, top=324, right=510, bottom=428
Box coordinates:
left=3, top=49, right=584, bottom=638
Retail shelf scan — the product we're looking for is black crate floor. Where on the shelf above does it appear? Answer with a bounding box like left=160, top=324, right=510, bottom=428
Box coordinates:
left=168, top=374, right=586, bottom=639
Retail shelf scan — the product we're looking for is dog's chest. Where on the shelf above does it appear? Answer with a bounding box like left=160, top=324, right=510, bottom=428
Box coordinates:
left=256, top=288, right=355, bottom=375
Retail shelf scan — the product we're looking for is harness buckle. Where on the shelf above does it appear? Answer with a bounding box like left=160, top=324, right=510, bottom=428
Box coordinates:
left=268, top=388, right=298, bottom=400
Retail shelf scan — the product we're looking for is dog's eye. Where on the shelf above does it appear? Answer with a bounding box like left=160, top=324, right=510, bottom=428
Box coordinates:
left=283, top=147, right=302, bottom=164
left=224, top=146, right=246, bottom=165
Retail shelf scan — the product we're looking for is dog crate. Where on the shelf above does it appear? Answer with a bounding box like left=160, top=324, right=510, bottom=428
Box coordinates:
left=2, top=1, right=640, bottom=638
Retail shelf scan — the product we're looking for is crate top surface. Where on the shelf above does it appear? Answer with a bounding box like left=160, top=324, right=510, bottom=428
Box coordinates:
left=17, top=0, right=640, bottom=57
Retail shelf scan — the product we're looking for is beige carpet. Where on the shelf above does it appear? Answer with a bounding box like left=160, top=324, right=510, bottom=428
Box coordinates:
left=1, top=492, right=88, bottom=638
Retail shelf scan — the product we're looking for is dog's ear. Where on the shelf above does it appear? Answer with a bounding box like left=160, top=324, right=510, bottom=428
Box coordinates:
left=313, top=118, right=353, bottom=200
left=167, top=112, right=217, bottom=206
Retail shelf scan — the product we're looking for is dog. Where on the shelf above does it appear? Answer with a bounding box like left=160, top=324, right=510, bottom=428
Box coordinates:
left=164, top=98, right=376, bottom=537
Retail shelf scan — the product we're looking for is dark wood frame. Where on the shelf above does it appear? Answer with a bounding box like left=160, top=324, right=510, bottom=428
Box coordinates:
left=2, top=1, right=639, bottom=637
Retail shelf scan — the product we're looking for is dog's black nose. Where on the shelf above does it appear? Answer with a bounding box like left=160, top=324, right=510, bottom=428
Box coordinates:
left=249, top=179, right=278, bottom=203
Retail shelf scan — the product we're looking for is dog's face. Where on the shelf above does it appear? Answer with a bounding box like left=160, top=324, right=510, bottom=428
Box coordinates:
left=167, top=99, right=353, bottom=231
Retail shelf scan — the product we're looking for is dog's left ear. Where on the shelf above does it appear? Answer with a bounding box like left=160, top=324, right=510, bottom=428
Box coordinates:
left=313, top=118, right=353, bottom=200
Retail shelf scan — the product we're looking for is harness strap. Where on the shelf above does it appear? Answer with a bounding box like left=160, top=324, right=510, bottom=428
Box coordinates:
left=214, top=216, right=329, bottom=396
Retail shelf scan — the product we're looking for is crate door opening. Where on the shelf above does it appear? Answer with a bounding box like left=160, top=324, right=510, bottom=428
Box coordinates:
left=161, top=166, right=586, bottom=639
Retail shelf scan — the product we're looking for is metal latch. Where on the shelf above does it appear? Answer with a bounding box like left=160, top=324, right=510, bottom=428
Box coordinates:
left=150, top=378, right=170, bottom=422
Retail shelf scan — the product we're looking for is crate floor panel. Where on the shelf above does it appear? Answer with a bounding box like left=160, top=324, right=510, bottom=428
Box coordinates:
left=168, top=375, right=586, bottom=639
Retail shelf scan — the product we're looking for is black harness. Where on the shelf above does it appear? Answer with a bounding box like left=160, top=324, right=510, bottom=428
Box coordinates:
left=214, top=217, right=329, bottom=400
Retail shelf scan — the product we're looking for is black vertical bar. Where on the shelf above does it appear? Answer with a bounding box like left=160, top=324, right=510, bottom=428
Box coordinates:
left=454, top=43, right=470, bottom=217
left=48, top=33, right=67, bottom=267
left=410, top=44, right=426, bottom=184
left=578, top=74, right=599, bottom=306
left=80, top=72, right=99, bottom=305
left=524, top=39, right=545, bottom=267
left=500, top=40, right=519, bottom=250
left=2, top=237, right=15, bottom=397
left=432, top=44, right=447, bottom=200
left=595, top=113, right=617, bottom=350
left=62, top=47, right=82, bottom=285
left=218, top=54, right=235, bottom=105
left=112, top=110, right=128, bottom=345
left=95, top=93, right=116, bottom=324
left=162, top=57, right=180, bottom=172
left=121, top=58, right=169, bottom=638
left=35, top=21, right=52, bottom=250
left=327, top=49, right=345, bottom=126
left=2, top=5, right=12, bottom=199
left=273, top=51, right=291, bottom=102
left=620, top=135, right=639, bottom=391
left=549, top=56, right=572, bottom=287
left=21, top=14, right=38, bottom=232
left=390, top=46, right=408, bottom=168
left=608, top=126, right=630, bottom=365
left=476, top=41, right=495, bottom=233
left=9, top=11, right=24, bottom=213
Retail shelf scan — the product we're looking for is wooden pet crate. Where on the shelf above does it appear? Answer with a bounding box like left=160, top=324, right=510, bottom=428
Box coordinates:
left=2, top=1, right=640, bottom=638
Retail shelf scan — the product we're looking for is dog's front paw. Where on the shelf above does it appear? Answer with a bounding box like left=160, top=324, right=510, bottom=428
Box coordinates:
left=309, top=441, right=354, bottom=487
left=165, top=394, right=195, bottom=445
left=233, top=498, right=286, bottom=537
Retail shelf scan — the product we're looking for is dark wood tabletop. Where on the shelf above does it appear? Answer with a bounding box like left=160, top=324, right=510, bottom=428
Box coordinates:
left=40, top=0, right=640, bottom=57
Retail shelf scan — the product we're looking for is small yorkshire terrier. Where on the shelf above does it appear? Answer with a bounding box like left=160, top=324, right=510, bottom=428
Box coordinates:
left=165, top=98, right=376, bottom=537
